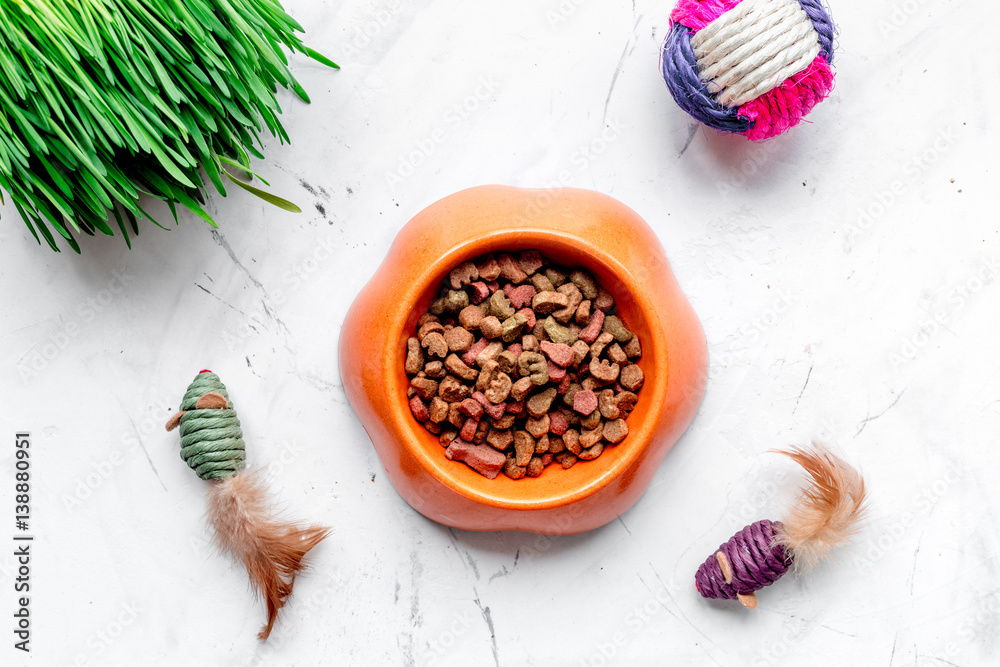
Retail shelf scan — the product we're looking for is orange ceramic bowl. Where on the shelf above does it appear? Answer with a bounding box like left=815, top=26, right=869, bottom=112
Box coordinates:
left=340, top=186, right=707, bottom=534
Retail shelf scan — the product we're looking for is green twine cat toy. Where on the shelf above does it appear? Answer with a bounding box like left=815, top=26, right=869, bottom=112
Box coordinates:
left=166, top=370, right=328, bottom=639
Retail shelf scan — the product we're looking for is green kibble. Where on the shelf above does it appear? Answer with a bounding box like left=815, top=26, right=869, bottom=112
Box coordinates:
left=544, top=267, right=568, bottom=288
left=603, top=315, right=633, bottom=343
left=429, top=298, right=447, bottom=315
left=569, top=270, right=598, bottom=299
left=443, top=290, right=470, bottom=313
left=500, top=313, right=529, bottom=343
left=543, top=316, right=577, bottom=345
left=487, top=290, right=515, bottom=320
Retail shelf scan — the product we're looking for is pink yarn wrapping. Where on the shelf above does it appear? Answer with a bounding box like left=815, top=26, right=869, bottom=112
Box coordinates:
left=737, top=54, right=834, bottom=140
left=669, top=0, right=744, bottom=31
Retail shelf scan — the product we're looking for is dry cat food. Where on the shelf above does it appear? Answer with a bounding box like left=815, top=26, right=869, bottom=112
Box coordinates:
left=404, top=250, right=644, bottom=479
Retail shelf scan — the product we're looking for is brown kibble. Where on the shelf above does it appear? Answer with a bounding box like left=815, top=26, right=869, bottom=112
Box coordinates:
left=513, top=431, right=535, bottom=466
left=417, top=313, right=440, bottom=328
left=449, top=261, right=479, bottom=289
left=429, top=298, right=446, bottom=315
left=544, top=267, right=568, bottom=287
left=517, top=351, right=549, bottom=385
left=534, top=433, right=550, bottom=454
left=480, top=316, right=503, bottom=339
left=526, top=387, right=558, bottom=417
left=519, top=250, right=544, bottom=276
left=477, top=255, right=501, bottom=282
left=552, top=283, right=583, bottom=323
left=423, top=420, right=442, bottom=434
left=497, top=253, right=528, bottom=284
left=616, top=391, right=638, bottom=417
left=476, top=359, right=500, bottom=392
left=557, top=452, right=578, bottom=469
left=421, top=331, right=448, bottom=358
left=531, top=273, right=555, bottom=293
left=563, top=429, right=581, bottom=455
left=603, top=315, right=633, bottom=343
left=484, top=371, right=513, bottom=404
left=486, top=428, right=514, bottom=451
left=503, top=456, right=526, bottom=479
left=439, top=430, right=458, bottom=447
left=444, top=326, right=474, bottom=352
left=619, top=364, right=645, bottom=391
left=532, top=290, right=569, bottom=314
left=572, top=389, right=598, bottom=415
left=589, top=331, right=614, bottom=359
left=429, top=397, right=449, bottom=423
left=496, top=350, right=518, bottom=375
left=606, top=343, right=628, bottom=366
left=510, top=376, right=534, bottom=403
left=439, top=376, right=470, bottom=403
left=575, top=299, right=591, bottom=325
left=548, top=436, right=566, bottom=454
left=570, top=340, right=590, bottom=367
left=491, top=413, right=516, bottom=429
left=598, top=389, right=620, bottom=420
left=578, top=442, right=604, bottom=461
left=603, top=418, right=629, bottom=444
left=486, top=290, right=515, bottom=320
left=562, top=382, right=582, bottom=407
left=474, top=419, right=490, bottom=444
left=424, top=360, right=446, bottom=378
left=623, top=336, right=642, bottom=360
left=445, top=354, right=479, bottom=381
left=459, top=305, right=485, bottom=330
left=525, top=414, right=550, bottom=438
left=521, top=334, right=539, bottom=351
left=594, top=286, right=615, bottom=312
left=589, top=358, right=620, bottom=384
left=410, top=376, right=438, bottom=400
left=580, top=422, right=604, bottom=447
left=405, top=337, right=424, bottom=374
left=476, top=341, right=504, bottom=367
left=580, top=409, right=602, bottom=431
left=526, top=456, right=545, bottom=477
left=447, top=402, right=465, bottom=428
left=581, top=376, right=598, bottom=392
left=569, top=269, right=598, bottom=300
left=417, top=320, right=445, bottom=341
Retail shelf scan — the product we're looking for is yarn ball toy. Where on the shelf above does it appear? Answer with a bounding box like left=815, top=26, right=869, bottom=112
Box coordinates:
left=695, top=445, right=866, bottom=608
left=165, top=370, right=329, bottom=639
left=661, top=0, right=836, bottom=140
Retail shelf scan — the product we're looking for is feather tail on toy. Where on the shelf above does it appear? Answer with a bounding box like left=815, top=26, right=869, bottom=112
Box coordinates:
left=772, top=443, right=867, bottom=572
left=206, top=470, right=330, bottom=639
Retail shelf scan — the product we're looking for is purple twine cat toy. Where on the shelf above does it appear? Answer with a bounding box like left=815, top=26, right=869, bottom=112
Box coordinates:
left=695, top=445, right=866, bottom=608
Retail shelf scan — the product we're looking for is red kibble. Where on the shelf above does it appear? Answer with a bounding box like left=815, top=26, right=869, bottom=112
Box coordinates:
left=409, top=396, right=430, bottom=422
left=572, top=389, right=598, bottom=415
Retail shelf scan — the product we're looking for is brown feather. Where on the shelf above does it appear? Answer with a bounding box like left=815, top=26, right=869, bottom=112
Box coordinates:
left=772, top=442, right=867, bottom=571
left=206, top=470, right=330, bottom=639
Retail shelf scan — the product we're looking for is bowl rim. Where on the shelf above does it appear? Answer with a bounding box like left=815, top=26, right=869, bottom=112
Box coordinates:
left=381, top=227, right=669, bottom=511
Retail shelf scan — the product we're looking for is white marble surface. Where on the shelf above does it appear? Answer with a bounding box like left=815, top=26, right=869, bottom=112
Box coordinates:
left=1, top=0, right=998, bottom=665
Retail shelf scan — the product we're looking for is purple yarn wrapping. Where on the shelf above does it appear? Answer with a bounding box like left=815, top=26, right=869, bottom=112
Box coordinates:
left=694, top=519, right=791, bottom=600
left=797, top=0, right=835, bottom=63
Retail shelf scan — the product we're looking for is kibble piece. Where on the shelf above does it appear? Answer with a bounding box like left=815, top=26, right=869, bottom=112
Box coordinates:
left=513, top=431, right=535, bottom=466
left=417, top=320, right=445, bottom=340
left=476, top=341, right=504, bottom=367
left=473, top=391, right=506, bottom=419
left=526, top=387, right=558, bottom=417
left=423, top=420, right=442, bottom=434
left=603, top=315, right=633, bottom=343
left=575, top=299, right=591, bottom=325
left=500, top=313, right=529, bottom=343
left=623, top=336, right=642, bottom=360
left=616, top=391, right=639, bottom=417
left=429, top=397, right=449, bottom=423
left=497, top=254, right=528, bottom=284
left=417, top=313, right=440, bottom=328
left=548, top=436, right=565, bottom=454
left=439, top=430, right=459, bottom=447
left=469, top=282, right=490, bottom=304
left=532, top=291, right=570, bottom=314
left=548, top=410, right=570, bottom=435
left=459, top=305, right=485, bottom=331
left=496, top=350, right=518, bottom=375
left=507, top=284, right=537, bottom=309
left=480, top=316, right=503, bottom=339
left=594, top=286, right=615, bottom=312
left=547, top=361, right=567, bottom=383
left=544, top=267, right=568, bottom=287
left=539, top=340, right=575, bottom=368
left=557, top=452, right=578, bottom=469
left=553, top=283, right=583, bottom=323
left=521, top=334, right=539, bottom=352
left=447, top=402, right=465, bottom=428
left=429, top=298, right=446, bottom=315
left=517, top=351, right=549, bottom=385
left=444, top=327, right=474, bottom=352
left=460, top=418, right=479, bottom=442
left=589, top=358, right=620, bottom=384
left=484, top=371, right=513, bottom=404
left=491, top=413, right=516, bottom=430
left=578, top=442, right=604, bottom=461
left=462, top=338, right=489, bottom=366
left=606, top=343, right=628, bottom=366
left=424, top=360, right=445, bottom=378
left=439, top=375, right=470, bottom=402
left=405, top=338, right=424, bottom=374
left=598, top=389, right=620, bottom=420
left=619, top=364, right=645, bottom=391
left=603, top=419, right=629, bottom=444
left=449, top=261, right=479, bottom=289
left=474, top=419, right=490, bottom=444
left=589, top=331, right=614, bottom=359
left=563, top=429, right=581, bottom=455
left=510, top=376, right=534, bottom=402
left=410, top=376, right=438, bottom=400
left=487, top=290, right=515, bottom=320
left=458, top=397, right=484, bottom=419
left=486, top=428, right=514, bottom=451
left=525, top=414, right=550, bottom=438
left=446, top=439, right=506, bottom=479
left=570, top=340, right=590, bottom=367
left=562, top=382, right=582, bottom=407
left=526, top=456, right=545, bottom=477
left=543, top=316, right=577, bottom=345
left=569, top=269, right=598, bottom=300
left=519, top=250, right=544, bottom=275
left=572, top=389, right=598, bottom=415
left=578, top=310, right=605, bottom=344
left=531, top=273, right=555, bottom=293
left=580, top=409, right=602, bottom=431
left=443, top=290, right=469, bottom=313
left=580, top=422, right=604, bottom=448
left=409, top=396, right=430, bottom=421
left=445, top=354, right=479, bottom=381
left=477, top=255, right=501, bottom=281
left=503, top=455, right=527, bottom=479
left=534, top=434, right=550, bottom=454
left=580, top=376, right=598, bottom=392
left=517, top=307, right=536, bottom=330
left=421, top=331, right=448, bottom=358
